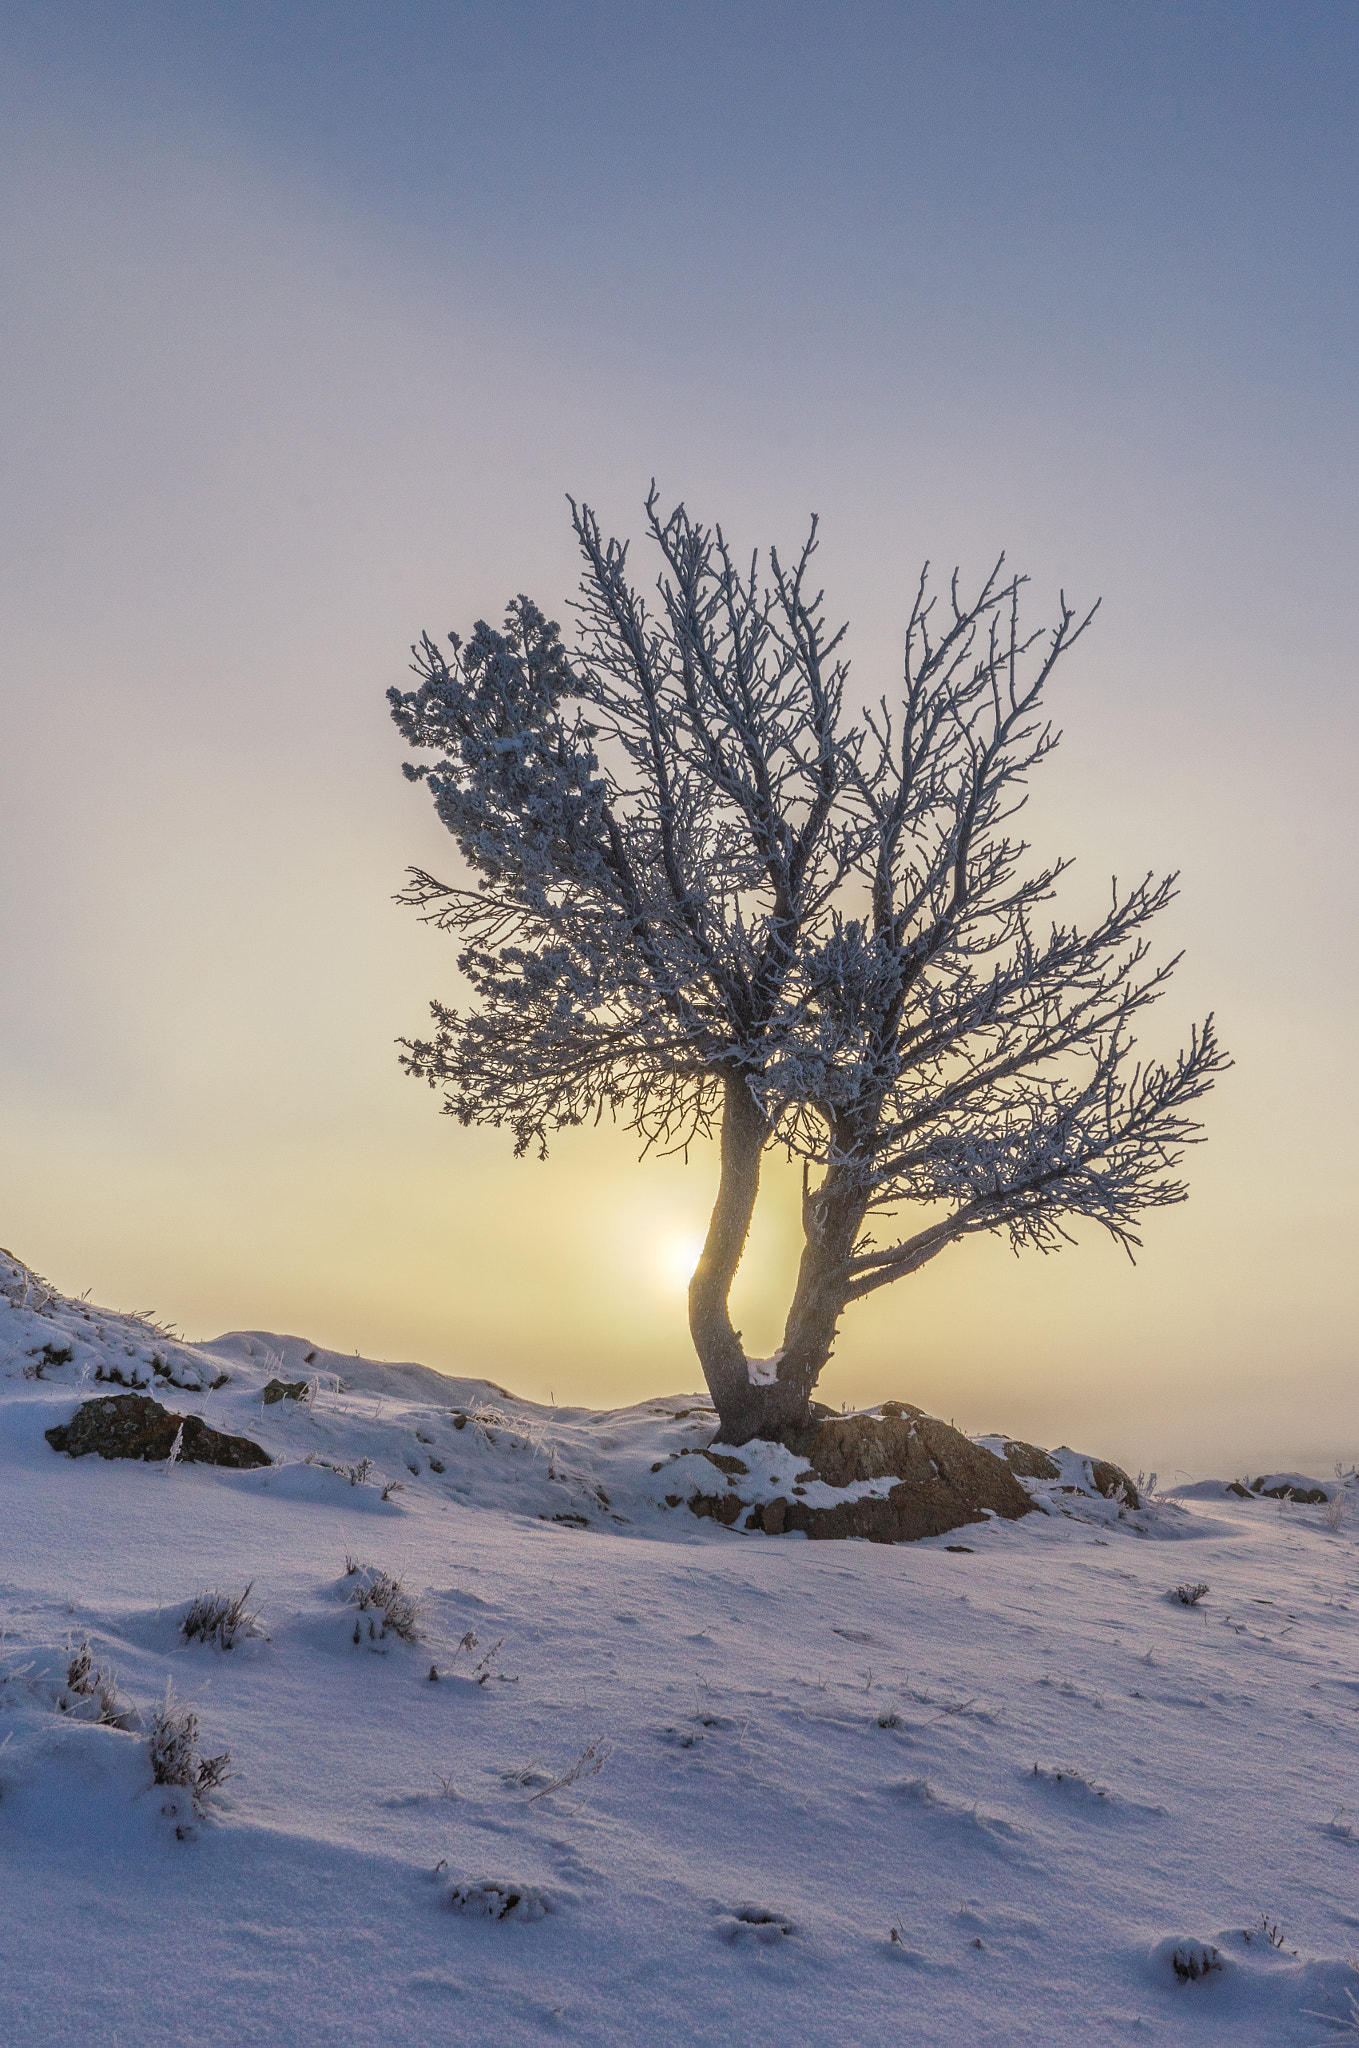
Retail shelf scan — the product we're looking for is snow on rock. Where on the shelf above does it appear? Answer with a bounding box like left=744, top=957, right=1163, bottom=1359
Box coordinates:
left=1240, top=1472, right=1339, bottom=1503
left=3, top=1246, right=1359, bottom=2044
left=45, top=1392, right=272, bottom=1468
left=0, top=1249, right=1155, bottom=1537
left=707, top=1407, right=1038, bottom=1542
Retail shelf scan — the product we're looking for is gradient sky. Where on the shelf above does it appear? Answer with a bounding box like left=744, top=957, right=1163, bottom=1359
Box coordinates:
left=2, top=3, right=1357, bottom=1476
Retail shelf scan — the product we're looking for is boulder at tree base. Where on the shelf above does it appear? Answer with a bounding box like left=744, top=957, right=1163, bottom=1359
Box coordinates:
left=690, top=1403, right=1036, bottom=1542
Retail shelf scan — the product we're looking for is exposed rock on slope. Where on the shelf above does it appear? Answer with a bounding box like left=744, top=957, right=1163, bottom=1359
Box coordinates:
left=261, top=1378, right=311, bottom=1405
left=45, top=1394, right=270, bottom=1468
left=975, top=1435, right=1140, bottom=1508
left=1226, top=1472, right=1330, bottom=1504
left=2, top=1241, right=1224, bottom=1539
left=690, top=1402, right=1035, bottom=1543
left=1082, top=1456, right=1141, bottom=1507
left=998, top=1438, right=1061, bottom=1481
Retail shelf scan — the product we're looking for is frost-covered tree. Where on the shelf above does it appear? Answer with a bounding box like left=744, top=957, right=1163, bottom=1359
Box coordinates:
left=389, top=492, right=1226, bottom=1445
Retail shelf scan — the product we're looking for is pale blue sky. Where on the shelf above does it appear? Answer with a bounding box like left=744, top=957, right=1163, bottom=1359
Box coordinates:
left=9, top=3, right=1357, bottom=415
left=2, top=4, right=1356, bottom=1472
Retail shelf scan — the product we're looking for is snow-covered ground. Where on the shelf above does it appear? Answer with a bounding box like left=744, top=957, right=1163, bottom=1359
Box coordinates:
left=3, top=1250, right=1358, bottom=2047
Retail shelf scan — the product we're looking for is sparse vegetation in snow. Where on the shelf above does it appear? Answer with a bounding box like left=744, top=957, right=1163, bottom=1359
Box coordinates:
left=348, top=1566, right=420, bottom=1644
left=64, top=1638, right=127, bottom=1725
left=148, top=1685, right=232, bottom=1821
left=447, top=1880, right=553, bottom=1922
left=4, top=1249, right=1359, bottom=2043
left=181, top=1586, right=262, bottom=1651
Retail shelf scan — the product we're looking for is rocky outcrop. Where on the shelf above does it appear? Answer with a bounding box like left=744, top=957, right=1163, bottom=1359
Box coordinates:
left=1085, top=1458, right=1140, bottom=1508
left=45, top=1394, right=270, bottom=1468
left=688, top=1491, right=745, bottom=1527
left=690, top=1402, right=1035, bottom=1544
left=999, top=1438, right=1061, bottom=1481
left=261, top=1378, right=310, bottom=1404
left=1227, top=1475, right=1329, bottom=1504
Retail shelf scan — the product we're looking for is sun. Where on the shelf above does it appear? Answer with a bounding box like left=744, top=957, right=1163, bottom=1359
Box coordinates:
left=656, top=1230, right=706, bottom=1295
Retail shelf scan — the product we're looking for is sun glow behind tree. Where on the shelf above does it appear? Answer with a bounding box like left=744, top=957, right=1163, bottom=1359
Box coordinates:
left=390, top=494, right=1224, bottom=1442
left=3, top=5, right=1358, bottom=1472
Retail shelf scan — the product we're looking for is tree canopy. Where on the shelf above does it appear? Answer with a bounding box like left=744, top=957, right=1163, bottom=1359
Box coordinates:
left=390, top=492, right=1226, bottom=1442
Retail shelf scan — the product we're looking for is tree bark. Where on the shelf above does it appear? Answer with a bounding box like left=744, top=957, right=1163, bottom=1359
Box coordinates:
left=769, top=1164, right=869, bottom=1428
left=688, top=1074, right=779, bottom=1443
left=691, top=1082, right=867, bottom=1444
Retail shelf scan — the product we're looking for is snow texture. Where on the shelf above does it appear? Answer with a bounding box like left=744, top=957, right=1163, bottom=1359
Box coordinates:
left=2, top=1247, right=1358, bottom=2045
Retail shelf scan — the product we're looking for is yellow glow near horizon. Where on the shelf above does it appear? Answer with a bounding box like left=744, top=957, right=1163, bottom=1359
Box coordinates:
left=4, top=85, right=1359, bottom=1487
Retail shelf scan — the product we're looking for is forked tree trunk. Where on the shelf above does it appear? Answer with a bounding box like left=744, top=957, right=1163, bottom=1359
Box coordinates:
left=689, top=1077, right=866, bottom=1445
left=770, top=1160, right=869, bottom=1427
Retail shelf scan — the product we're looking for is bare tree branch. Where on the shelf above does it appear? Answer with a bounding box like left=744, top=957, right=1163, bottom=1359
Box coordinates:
left=389, top=494, right=1228, bottom=1441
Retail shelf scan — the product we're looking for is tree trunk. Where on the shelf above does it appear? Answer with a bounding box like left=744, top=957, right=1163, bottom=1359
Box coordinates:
left=690, top=1081, right=866, bottom=1444
left=688, top=1075, right=781, bottom=1443
left=769, top=1164, right=869, bottom=1429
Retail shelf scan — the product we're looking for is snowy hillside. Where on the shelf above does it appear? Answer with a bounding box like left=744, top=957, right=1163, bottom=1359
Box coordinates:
left=2, top=1248, right=1358, bottom=2046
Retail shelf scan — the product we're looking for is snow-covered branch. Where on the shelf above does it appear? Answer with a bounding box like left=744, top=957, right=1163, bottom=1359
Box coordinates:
left=390, top=493, right=1227, bottom=1440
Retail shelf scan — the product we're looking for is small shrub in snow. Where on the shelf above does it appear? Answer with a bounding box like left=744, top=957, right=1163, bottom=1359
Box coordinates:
left=1171, top=1582, right=1209, bottom=1606
left=1169, top=1939, right=1221, bottom=1982
left=309, top=1456, right=376, bottom=1485
left=349, top=1566, right=420, bottom=1643
left=64, top=1639, right=126, bottom=1725
left=1245, top=1913, right=1293, bottom=1953
left=182, top=1585, right=260, bottom=1651
left=433, top=1629, right=512, bottom=1686
left=148, top=1686, right=231, bottom=1820
left=66, top=1640, right=95, bottom=1692
left=1324, top=1490, right=1348, bottom=1533
left=526, top=1738, right=611, bottom=1804
left=448, top=1880, right=552, bottom=1922
left=306, top=1456, right=376, bottom=1486
left=468, top=1404, right=514, bottom=1443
